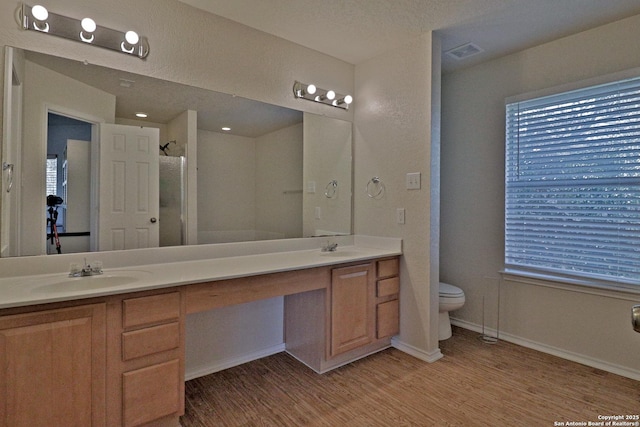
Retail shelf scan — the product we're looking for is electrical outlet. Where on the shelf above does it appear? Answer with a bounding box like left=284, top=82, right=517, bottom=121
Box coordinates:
left=397, top=208, right=405, bottom=224
left=406, top=172, right=421, bottom=190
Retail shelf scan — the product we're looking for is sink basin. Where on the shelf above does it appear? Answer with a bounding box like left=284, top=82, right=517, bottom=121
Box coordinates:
left=319, top=250, right=362, bottom=257
left=32, top=270, right=152, bottom=293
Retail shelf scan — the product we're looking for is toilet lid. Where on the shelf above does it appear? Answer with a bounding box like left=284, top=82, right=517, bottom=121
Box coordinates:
left=439, top=282, right=464, bottom=297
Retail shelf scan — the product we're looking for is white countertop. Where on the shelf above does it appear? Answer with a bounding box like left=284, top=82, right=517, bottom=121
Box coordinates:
left=0, top=241, right=401, bottom=309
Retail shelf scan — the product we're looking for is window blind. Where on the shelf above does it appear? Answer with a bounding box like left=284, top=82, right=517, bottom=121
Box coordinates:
left=505, top=77, right=640, bottom=285
left=46, top=157, right=57, bottom=198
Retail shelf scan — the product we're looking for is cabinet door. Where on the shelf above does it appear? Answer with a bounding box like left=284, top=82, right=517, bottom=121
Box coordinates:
left=123, top=359, right=181, bottom=427
left=377, top=300, right=399, bottom=339
left=330, top=263, right=375, bottom=357
left=0, top=303, right=106, bottom=427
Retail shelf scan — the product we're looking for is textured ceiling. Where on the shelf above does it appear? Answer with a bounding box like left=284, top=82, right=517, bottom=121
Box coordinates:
left=178, top=0, right=640, bottom=71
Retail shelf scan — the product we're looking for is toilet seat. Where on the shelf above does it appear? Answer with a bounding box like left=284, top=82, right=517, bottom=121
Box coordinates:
left=439, top=282, right=464, bottom=298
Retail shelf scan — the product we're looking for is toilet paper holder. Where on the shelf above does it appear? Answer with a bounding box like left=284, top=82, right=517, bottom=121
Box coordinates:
left=633, top=305, right=640, bottom=333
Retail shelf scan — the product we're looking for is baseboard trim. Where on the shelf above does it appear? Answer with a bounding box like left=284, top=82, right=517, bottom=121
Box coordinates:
left=185, top=344, right=286, bottom=381
left=391, top=337, right=443, bottom=363
left=451, top=318, right=640, bottom=381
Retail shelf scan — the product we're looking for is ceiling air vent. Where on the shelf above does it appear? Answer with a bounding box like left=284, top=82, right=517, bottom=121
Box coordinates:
left=445, top=42, right=484, bottom=60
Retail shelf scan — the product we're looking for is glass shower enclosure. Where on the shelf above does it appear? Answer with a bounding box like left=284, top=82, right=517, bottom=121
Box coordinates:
left=159, top=156, right=185, bottom=247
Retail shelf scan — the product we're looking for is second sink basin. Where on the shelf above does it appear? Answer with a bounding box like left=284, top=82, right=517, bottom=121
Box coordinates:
left=319, top=250, right=362, bottom=257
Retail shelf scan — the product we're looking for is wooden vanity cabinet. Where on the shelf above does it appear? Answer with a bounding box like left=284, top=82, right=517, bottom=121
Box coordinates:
left=107, top=289, right=185, bottom=427
left=0, top=288, right=184, bottom=427
left=0, top=303, right=107, bottom=427
left=285, top=256, right=400, bottom=373
left=0, top=254, right=398, bottom=425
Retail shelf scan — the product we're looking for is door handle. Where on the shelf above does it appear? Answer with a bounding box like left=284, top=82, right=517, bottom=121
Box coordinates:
left=150, top=217, right=157, bottom=223
left=633, top=305, right=640, bottom=333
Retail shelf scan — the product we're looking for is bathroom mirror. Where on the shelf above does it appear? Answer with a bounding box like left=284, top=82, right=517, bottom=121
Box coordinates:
left=1, top=47, right=352, bottom=257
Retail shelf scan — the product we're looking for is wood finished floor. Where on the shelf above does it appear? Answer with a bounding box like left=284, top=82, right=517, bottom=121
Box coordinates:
left=181, top=327, right=640, bottom=426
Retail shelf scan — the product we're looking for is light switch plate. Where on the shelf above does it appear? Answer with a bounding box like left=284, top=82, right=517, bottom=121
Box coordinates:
left=307, top=181, right=316, bottom=193
left=406, top=172, right=421, bottom=190
left=397, top=208, right=405, bottom=224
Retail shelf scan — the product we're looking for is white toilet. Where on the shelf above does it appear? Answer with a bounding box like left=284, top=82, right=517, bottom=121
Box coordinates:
left=439, top=282, right=465, bottom=340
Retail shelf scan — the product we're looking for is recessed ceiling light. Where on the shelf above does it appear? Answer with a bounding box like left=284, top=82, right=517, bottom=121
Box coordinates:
left=135, top=112, right=148, bottom=118
left=119, top=78, right=135, bottom=88
left=221, top=127, right=231, bottom=131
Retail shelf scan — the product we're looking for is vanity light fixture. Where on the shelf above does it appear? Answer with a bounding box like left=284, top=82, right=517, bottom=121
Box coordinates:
left=20, top=3, right=150, bottom=59
left=293, top=81, right=352, bottom=110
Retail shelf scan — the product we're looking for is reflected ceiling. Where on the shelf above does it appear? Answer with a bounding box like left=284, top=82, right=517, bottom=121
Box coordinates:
left=25, top=51, right=301, bottom=137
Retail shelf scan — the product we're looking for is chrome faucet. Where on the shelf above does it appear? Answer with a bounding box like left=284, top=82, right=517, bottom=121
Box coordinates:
left=69, top=259, right=103, bottom=277
left=321, top=242, right=338, bottom=252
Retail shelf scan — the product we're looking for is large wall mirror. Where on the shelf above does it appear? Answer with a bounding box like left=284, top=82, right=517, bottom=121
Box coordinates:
left=1, top=46, right=352, bottom=258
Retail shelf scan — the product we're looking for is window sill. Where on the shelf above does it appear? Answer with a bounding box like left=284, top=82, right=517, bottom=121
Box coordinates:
left=500, top=268, right=640, bottom=301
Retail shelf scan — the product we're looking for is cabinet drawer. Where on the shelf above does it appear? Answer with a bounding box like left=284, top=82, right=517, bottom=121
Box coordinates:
left=377, top=300, right=399, bottom=339
left=122, top=359, right=181, bottom=427
left=122, top=322, right=180, bottom=361
left=122, top=292, right=180, bottom=329
left=377, top=277, right=399, bottom=298
left=377, top=258, right=399, bottom=279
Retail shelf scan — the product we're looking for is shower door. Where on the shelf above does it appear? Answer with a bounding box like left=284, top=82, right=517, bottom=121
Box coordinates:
left=159, top=156, right=185, bottom=247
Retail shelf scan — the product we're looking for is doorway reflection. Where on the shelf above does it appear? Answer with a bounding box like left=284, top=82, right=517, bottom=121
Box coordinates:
left=46, top=113, right=91, bottom=254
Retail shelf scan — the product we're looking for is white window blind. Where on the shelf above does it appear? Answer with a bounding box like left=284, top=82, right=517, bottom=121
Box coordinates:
left=505, top=77, right=640, bottom=285
left=46, top=156, right=57, bottom=197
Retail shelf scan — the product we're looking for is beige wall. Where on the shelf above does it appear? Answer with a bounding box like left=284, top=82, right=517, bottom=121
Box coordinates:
left=354, top=32, right=442, bottom=360
left=255, top=123, right=303, bottom=239
left=197, top=129, right=256, bottom=239
left=302, top=113, right=352, bottom=237
left=441, top=14, right=640, bottom=377
left=197, top=123, right=302, bottom=243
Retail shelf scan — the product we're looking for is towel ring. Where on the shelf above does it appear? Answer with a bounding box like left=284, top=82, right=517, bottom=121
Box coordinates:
left=366, top=176, right=384, bottom=199
left=324, top=180, right=338, bottom=199
left=3, top=162, right=13, bottom=193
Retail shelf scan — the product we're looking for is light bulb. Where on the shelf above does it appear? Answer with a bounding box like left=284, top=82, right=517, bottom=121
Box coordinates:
left=306, top=84, right=317, bottom=95
left=31, top=5, right=48, bottom=21
left=79, top=18, right=96, bottom=42
left=326, top=90, right=336, bottom=101
left=333, top=94, right=354, bottom=107
left=81, top=18, right=96, bottom=33
left=125, top=30, right=139, bottom=45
